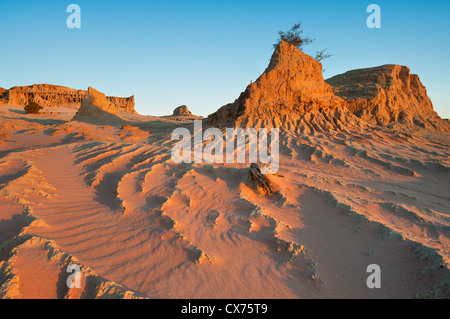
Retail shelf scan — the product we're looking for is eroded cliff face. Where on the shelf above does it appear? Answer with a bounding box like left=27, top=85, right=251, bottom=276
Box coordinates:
left=4, top=84, right=85, bottom=108
left=0, top=84, right=136, bottom=113
left=326, top=65, right=448, bottom=131
left=107, top=96, right=135, bottom=114
left=0, top=88, right=6, bottom=106
left=208, top=41, right=362, bottom=133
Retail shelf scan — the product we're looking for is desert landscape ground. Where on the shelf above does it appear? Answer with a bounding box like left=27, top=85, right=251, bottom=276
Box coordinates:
left=0, top=41, right=449, bottom=299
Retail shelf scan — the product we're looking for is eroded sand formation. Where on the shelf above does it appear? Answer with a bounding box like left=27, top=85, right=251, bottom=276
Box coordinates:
left=173, top=105, right=193, bottom=117
left=0, top=41, right=449, bottom=299
left=208, top=41, right=361, bottom=134
left=326, top=65, right=448, bottom=132
left=209, top=41, right=449, bottom=135
left=0, top=84, right=135, bottom=114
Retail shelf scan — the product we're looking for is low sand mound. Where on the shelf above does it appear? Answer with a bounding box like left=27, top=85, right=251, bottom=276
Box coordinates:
left=71, top=87, right=127, bottom=125
left=207, top=40, right=362, bottom=133
left=326, top=65, right=449, bottom=132
left=172, top=105, right=193, bottom=117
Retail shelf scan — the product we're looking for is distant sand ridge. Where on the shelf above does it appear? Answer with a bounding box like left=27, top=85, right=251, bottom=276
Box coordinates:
left=173, top=105, right=193, bottom=117
left=0, top=84, right=135, bottom=114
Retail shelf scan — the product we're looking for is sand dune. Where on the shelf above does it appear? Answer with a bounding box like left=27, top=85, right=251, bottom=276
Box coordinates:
left=0, top=103, right=449, bottom=299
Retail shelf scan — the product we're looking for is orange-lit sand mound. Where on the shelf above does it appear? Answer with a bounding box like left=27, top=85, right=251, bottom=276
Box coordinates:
left=71, top=87, right=128, bottom=126
left=208, top=41, right=362, bottom=134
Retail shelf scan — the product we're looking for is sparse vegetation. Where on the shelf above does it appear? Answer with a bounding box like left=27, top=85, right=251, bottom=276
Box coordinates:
left=273, top=22, right=314, bottom=51
left=274, top=22, right=333, bottom=63
left=314, top=48, right=333, bottom=62
left=24, top=101, right=43, bottom=114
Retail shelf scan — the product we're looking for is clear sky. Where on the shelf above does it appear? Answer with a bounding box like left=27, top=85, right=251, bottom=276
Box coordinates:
left=1, top=0, right=449, bottom=119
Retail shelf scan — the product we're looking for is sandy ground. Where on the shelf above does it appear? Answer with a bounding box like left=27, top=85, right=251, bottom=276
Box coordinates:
left=0, top=105, right=449, bottom=299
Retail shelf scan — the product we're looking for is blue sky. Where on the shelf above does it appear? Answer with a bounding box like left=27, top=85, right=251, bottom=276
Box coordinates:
left=1, top=0, right=449, bottom=118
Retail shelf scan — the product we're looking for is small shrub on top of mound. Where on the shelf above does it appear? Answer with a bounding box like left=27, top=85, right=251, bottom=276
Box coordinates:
left=24, top=101, right=43, bottom=114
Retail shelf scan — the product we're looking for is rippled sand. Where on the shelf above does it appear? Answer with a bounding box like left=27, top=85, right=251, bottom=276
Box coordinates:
left=0, top=105, right=449, bottom=299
